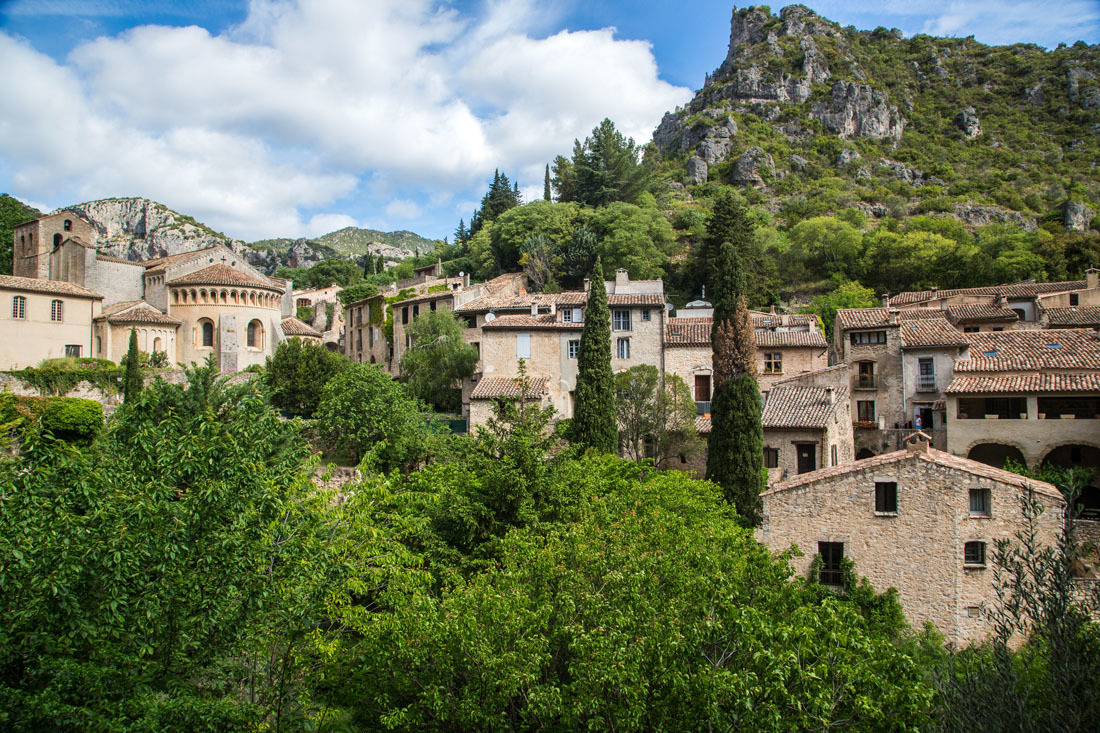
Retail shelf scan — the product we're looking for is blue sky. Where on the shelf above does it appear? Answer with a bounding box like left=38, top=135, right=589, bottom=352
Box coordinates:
left=1, top=1, right=1097, bottom=242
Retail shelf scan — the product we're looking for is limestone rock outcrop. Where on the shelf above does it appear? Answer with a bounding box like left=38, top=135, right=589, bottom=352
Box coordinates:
left=1063, top=201, right=1095, bottom=231
left=810, top=82, right=905, bottom=139
left=685, top=156, right=709, bottom=185
left=955, top=107, right=982, bottom=138
left=732, top=147, right=775, bottom=187
left=953, top=205, right=1038, bottom=231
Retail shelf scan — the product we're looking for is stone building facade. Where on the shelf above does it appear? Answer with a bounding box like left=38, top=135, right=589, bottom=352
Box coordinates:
left=758, top=436, right=1066, bottom=645
left=0, top=275, right=103, bottom=369
left=8, top=212, right=298, bottom=371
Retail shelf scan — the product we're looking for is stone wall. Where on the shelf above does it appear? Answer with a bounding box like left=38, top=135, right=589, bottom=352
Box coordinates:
left=758, top=453, right=1065, bottom=645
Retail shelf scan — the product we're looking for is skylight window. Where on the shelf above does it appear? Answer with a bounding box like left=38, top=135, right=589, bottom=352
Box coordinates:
left=983, top=350, right=998, bottom=357
left=1045, top=343, right=1062, bottom=349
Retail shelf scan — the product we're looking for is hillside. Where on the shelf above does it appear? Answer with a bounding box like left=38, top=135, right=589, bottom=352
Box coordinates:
left=652, top=4, right=1099, bottom=233
left=0, top=194, right=43, bottom=276
left=246, top=227, right=433, bottom=274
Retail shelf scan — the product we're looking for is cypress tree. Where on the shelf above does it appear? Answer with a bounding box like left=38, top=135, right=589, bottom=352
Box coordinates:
left=571, top=257, right=616, bottom=453
left=543, top=164, right=552, bottom=201
left=122, top=327, right=143, bottom=404
left=705, top=202, right=764, bottom=526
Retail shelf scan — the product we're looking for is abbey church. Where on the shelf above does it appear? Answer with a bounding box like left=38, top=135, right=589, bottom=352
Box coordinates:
left=1, top=210, right=318, bottom=370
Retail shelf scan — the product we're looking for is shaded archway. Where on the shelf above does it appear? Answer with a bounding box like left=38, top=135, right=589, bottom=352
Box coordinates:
left=1042, top=444, right=1100, bottom=519
left=967, top=443, right=1026, bottom=471
left=856, top=448, right=876, bottom=460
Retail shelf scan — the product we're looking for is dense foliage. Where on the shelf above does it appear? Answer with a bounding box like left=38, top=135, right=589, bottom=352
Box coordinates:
left=0, top=193, right=42, bottom=277
left=614, top=364, right=700, bottom=469
left=264, top=338, right=350, bottom=417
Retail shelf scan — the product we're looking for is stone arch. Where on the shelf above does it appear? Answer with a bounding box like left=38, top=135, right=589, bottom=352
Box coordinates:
left=190, top=289, right=197, bottom=302
left=220, top=289, right=228, bottom=303
left=249, top=291, right=257, bottom=305
left=153, top=336, right=162, bottom=353
left=247, top=319, right=264, bottom=349
left=199, top=318, right=215, bottom=347
left=230, top=289, right=238, bottom=304
left=1042, top=444, right=1100, bottom=518
left=967, top=442, right=1027, bottom=471
left=173, top=290, right=180, bottom=304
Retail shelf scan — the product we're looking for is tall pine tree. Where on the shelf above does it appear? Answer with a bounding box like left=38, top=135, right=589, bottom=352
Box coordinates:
left=571, top=258, right=616, bottom=453
left=705, top=201, right=763, bottom=526
left=122, top=327, right=143, bottom=404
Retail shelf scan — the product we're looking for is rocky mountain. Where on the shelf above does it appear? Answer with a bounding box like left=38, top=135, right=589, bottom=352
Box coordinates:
left=35, top=197, right=433, bottom=275
left=652, top=4, right=1099, bottom=232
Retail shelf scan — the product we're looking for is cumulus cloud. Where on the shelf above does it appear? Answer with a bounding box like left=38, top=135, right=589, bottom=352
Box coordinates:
left=307, top=213, right=360, bottom=237
left=0, top=0, right=691, bottom=239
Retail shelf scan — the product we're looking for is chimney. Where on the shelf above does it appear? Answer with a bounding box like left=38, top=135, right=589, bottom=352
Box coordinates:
left=1087, top=267, right=1099, bottom=290
left=825, top=386, right=834, bottom=407
left=769, top=304, right=777, bottom=314
left=530, top=302, right=538, bottom=317
left=615, top=268, right=629, bottom=289
left=995, top=293, right=1007, bottom=308
left=583, top=278, right=591, bottom=293
left=888, top=309, right=899, bottom=325
left=549, top=301, right=557, bottom=316
left=882, top=293, right=890, bottom=309
left=906, top=432, right=931, bottom=454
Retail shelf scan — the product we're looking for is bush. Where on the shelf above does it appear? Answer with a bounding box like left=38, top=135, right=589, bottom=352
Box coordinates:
left=264, top=339, right=350, bottom=417
left=40, top=397, right=103, bottom=442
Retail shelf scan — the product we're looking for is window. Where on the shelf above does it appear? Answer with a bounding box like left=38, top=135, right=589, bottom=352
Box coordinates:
left=957, top=397, right=1027, bottom=419
left=918, top=357, right=935, bottom=390
left=694, top=374, right=711, bottom=403
left=64, top=345, right=81, bottom=357
left=517, top=333, right=531, bottom=359
left=764, top=447, right=779, bottom=468
left=200, top=320, right=215, bottom=347
left=50, top=299, right=63, bottom=322
left=831, top=444, right=838, bottom=466
left=568, top=339, right=580, bottom=359
left=402, top=306, right=409, bottom=325
left=247, top=320, right=263, bottom=348
left=12, top=295, right=25, bottom=319
left=612, top=309, right=631, bottom=332
left=429, top=300, right=437, bottom=311
left=857, top=400, right=876, bottom=422
left=964, top=326, right=979, bottom=333
left=969, top=488, right=991, bottom=516
left=964, top=541, right=986, bottom=566
left=616, top=338, right=630, bottom=359
left=818, top=542, right=844, bottom=586
left=412, top=304, right=420, bottom=318
left=63, top=219, right=72, bottom=231
left=796, top=444, right=816, bottom=474
left=764, top=352, right=782, bottom=373
left=850, top=330, right=886, bottom=345
left=357, top=332, right=363, bottom=350
left=641, top=309, right=651, bottom=322
left=856, top=361, right=876, bottom=388
left=875, top=481, right=898, bottom=513
left=1011, top=308, right=1026, bottom=321
left=967, top=606, right=981, bottom=618
left=1070, top=293, right=1080, bottom=306
left=562, top=308, right=572, bottom=323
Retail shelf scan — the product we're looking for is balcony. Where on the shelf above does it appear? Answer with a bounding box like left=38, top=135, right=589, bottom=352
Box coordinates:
left=917, top=377, right=937, bottom=392
left=695, top=401, right=711, bottom=416
left=855, top=376, right=877, bottom=390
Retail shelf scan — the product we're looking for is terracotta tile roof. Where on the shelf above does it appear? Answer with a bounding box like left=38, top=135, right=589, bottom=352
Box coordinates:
left=481, top=272, right=526, bottom=294
left=481, top=314, right=583, bottom=330
left=168, top=264, right=282, bottom=291
left=957, top=329, right=1100, bottom=371
left=470, top=375, right=550, bottom=400
left=666, top=318, right=711, bottom=346
left=281, top=316, right=322, bottom=337
left=0, top=274, right=102, bottom=299
left=945, top=373, right=1100, bottom=394
left=892, top=280, right=1087, bottom=306
left=765, top=446, right=1063, bottom=501
left=140, top=246, right=222, bottom=271
left=1045, top=307, right=1100, bottom=327
left=755, top=331, right=828, bottom=348
left=834, top=307, right=947, bottom=332
left=761, top=386, right=848, bottom=429
left=898, top=319, right=969, bottom=348
left=945, top=304, right=1020, bottom=323
left=94, top=301, right=182, bottom=325
left=751, top=313, right=815, bottom=328
left=607, top=293, right=666, bottom=306
left=455, top=291, right=587, bottom=313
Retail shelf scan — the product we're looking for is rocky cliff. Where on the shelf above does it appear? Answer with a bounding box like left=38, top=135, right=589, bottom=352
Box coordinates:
left=652, top=4, right=1100, bottom=233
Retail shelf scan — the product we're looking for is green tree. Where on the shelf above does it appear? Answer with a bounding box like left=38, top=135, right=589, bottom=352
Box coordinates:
left=556, top=223, right=598, bottom=288
left=571, top=258, right=616, bottom=453
left=706, top=234, right=764, bottom=526
left=543, top=164, right=551, bottom=201
left=788, top=216, right=864, bottom=280
left=470, top=169, right=522, bottom=240
left=519, top=234, right=559, bottom=292
left=615, top=365, right=701, bottom=469
left=489, top=200, right=584, bottom=276
left=305, top=257, right=362, bottom=289
left=314, top=362, right=435, bottom=471
left=589, top=200, right=677, bottom=279
left=0, top=194, right=43, bottom=276
left=807, top=280, right=878, bottom=339
left=264, top=337, right=350, bottom=417
left=400, top=309, right=479, bottom=412
left=699, top=191, right=770, bottom=305
left=122, top=327, right=143, bottom=404
left=554, top=118, right=651, bottom=207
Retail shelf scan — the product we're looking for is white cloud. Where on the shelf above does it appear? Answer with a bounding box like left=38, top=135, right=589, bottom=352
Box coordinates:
left=385, top=199, right=423, bottom=220
left=0, top=0, right=691, bottom=239
left=918, top=1, right=1100, bottom=46
left=307, top=213, right=360, bottom=237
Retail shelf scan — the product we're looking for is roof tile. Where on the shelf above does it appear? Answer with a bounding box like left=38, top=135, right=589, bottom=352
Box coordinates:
left=169, top=264, right=282, bottom=291
left=945, top=373, right=1100, bottom=394
left=470, top=375, right=550, bottom=399
left=761, top=386, right=848, bottom=429
left=0, top=274, right=103, bottom=299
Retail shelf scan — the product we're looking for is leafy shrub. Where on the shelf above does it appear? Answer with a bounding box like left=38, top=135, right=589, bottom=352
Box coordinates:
left=40, top=397, right=103, bottom=441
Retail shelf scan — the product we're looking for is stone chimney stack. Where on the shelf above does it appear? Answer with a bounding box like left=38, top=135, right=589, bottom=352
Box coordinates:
left=882, top=293, right=890, bottom=309
left=906, top=432, right=931, bottom=454
left=615, top=268, right=629, bottom=290
left=1087, top=267, right=1099, bottom=290
left=888, top=309, right=900, bottom=325
left=530, top=302, right=538, bottom=317
left=995, top=293, right=1007, bottom=308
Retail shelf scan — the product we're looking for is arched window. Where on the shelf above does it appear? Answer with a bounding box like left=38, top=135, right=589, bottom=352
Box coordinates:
left=63, top=219, right=72, bottom=231
left=153, top=336, right=162, bottom=353
left=53, top=233, right=62, bottom=248
left=247, top=319, right=263, bottom=348
left=200, top=319, right=215, bottom=347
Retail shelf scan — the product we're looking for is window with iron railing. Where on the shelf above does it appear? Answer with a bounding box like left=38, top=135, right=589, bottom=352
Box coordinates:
left=856, top=361, right=876, bottom=389
left=918, top=357, right=936, bottom=391
left=818, top=542, right=844, bottom=586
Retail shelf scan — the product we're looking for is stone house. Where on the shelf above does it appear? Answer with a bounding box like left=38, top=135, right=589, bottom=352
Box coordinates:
left=457, top=270, right=666, bottom=426
left=0, top=275, right=103, bottom=368
left=943, top=328, right=1100, bottom=515
left=692, top=382, right=852, bottom=483
left=292, top=284, right=344, bottom=347
left=468, top=375, right=553, bottom=427
left=758, top=434, right=1066, bottom=646
left=8, top=212, right=298, bottom=371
